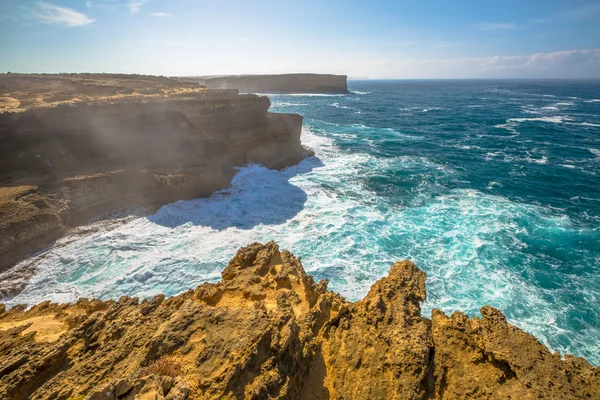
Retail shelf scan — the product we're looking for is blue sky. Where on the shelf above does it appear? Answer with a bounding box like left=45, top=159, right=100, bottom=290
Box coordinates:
left=1, top=0, right=600, bottom=78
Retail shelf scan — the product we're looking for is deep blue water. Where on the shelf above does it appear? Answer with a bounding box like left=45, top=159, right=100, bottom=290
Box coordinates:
left=7, top=80, right=600, bottom=364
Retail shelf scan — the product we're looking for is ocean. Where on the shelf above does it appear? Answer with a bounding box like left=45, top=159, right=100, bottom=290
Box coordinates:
left=6, top=80, right=600, bottom=365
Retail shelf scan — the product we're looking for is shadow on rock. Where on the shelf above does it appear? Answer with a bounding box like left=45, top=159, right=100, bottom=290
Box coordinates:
left=147, top=156, right=324, bottom=230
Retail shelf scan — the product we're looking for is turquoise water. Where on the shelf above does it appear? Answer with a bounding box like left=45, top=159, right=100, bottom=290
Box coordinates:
left=7, top=80, right=600, bottom=364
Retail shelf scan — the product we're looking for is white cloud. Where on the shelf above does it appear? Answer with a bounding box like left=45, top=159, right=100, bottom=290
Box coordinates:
left=562, top=3, right=600, bottom=20
left=127, top=0, right=150, bottom=13
left=389, top=39, right=458, bottom=48
left=352, top=49, right=600, bottom=78
left=32, top=2, right=94, bottom=27
left=475, top=22, right=516, bottom=30
left=150, top=12, right=172, bottom=17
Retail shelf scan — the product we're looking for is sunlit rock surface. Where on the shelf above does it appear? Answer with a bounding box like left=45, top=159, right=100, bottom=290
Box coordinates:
left=0, top=242, right=598, bottom=399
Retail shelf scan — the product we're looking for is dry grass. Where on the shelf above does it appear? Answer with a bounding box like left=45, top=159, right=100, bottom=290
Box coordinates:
left=139, top=358, right=183, bottom=378
left=0, top=73, right=206, bottom=112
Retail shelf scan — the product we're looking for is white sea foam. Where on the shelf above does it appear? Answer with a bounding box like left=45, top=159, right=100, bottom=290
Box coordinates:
left=351, top=91, right=370, bottom=95
left=508, top=116, right=573, bottom=124
left=271, top=101, right=309, bottom=107
left=399, top=107, right=421, bottom=111
left=265, top=93, right=345, bottom=97
left=329, top=102, right=357, bottom=110
left=589, top=148, right=600, bottom=158
left=584, top=99, right=600, bottom=103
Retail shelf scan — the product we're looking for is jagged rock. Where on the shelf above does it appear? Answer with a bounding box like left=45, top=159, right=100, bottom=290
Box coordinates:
left=0, top=242, right=598, bottom=399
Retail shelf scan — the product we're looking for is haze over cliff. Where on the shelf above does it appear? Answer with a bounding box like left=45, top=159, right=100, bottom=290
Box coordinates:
left=0, top=73, right=309, bottom=298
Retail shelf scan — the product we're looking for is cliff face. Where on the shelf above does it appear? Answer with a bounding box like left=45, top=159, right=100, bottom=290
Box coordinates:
left=176, top=74, right=349, bottom=94
left=0, top=74, right=308, bottom=289
left=0, top=242, right=597, bottom=400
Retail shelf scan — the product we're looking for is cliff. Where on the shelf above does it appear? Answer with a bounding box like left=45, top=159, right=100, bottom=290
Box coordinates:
left=0, top=74, right=308, bottom=295
left=0, top=242, right=597, bottom=400
left=174, top=74, right=349, bottom=94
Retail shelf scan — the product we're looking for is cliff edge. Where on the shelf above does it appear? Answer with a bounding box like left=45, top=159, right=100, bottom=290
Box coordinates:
left=0, top=242, right=597, bottom=399
left=0, top=74, right=309, bottom=297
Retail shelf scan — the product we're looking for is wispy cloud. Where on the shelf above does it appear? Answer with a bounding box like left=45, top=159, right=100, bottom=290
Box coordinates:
left=165, top=41, right=195, bottom=48
left=31, top=2, right=95, bottom=27
left=86, top=1, right=92, bottom=9
left=389, top=38, right=458, bottom=48
left=358, top=49, right=600, bottom=78
left=126, top=0, right=150, bottom=13
left=150, top=12, right=172, bottom=17
left=475, top=22, right=516, bottom=31
left=532, top=3, right=600, bottom=24
left=562, top=2, right=600, bottom=20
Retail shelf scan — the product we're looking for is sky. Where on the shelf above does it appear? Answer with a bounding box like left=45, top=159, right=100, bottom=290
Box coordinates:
left=1, top=0, right=600, bottom=78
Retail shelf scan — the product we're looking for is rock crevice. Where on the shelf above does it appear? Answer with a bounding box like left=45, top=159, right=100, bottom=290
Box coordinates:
left=0, top=242, right=597, bottom=399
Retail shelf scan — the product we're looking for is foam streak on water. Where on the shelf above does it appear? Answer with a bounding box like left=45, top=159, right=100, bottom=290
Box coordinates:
left=6, top=80, right=600, bottom=365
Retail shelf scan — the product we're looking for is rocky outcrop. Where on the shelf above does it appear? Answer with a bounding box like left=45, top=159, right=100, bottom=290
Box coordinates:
left=0, top=242, right=598, bottom=399
left=175, top=74, right=349, bottom=94
left=0, top=74, right=309, bottom=289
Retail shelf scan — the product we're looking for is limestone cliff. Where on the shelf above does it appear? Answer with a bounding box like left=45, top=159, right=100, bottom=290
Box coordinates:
left=175, top=74, right=349, bottom=94
left=0, top=74, right=308, bottom=292
left=0, top=242, right=597, bottom=399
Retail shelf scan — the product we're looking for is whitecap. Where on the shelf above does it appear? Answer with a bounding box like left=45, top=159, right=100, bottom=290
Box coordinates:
left=271, top=101, right=309, bottom=107
left=284, top=93, right=345, bottom=97
left=508, top=116, right=573, bottom=124
left=329, top=102, right=357, bottom=110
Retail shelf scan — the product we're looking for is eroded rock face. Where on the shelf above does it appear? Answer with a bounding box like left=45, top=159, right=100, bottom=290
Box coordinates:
left=0, top=242, right=598, bottom=399
left=0, top=75, right=309, bottom=280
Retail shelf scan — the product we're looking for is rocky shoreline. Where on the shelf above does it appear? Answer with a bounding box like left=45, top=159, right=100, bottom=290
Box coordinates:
left=0, top=74, right=309, bottom=298
left=1, top=74, right=599, bottom=400
left=1, top=242, right=598, bottom=399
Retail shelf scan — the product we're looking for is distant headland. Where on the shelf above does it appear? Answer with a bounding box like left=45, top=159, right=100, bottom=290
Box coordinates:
left=173, top=73, right=350, bottom=94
